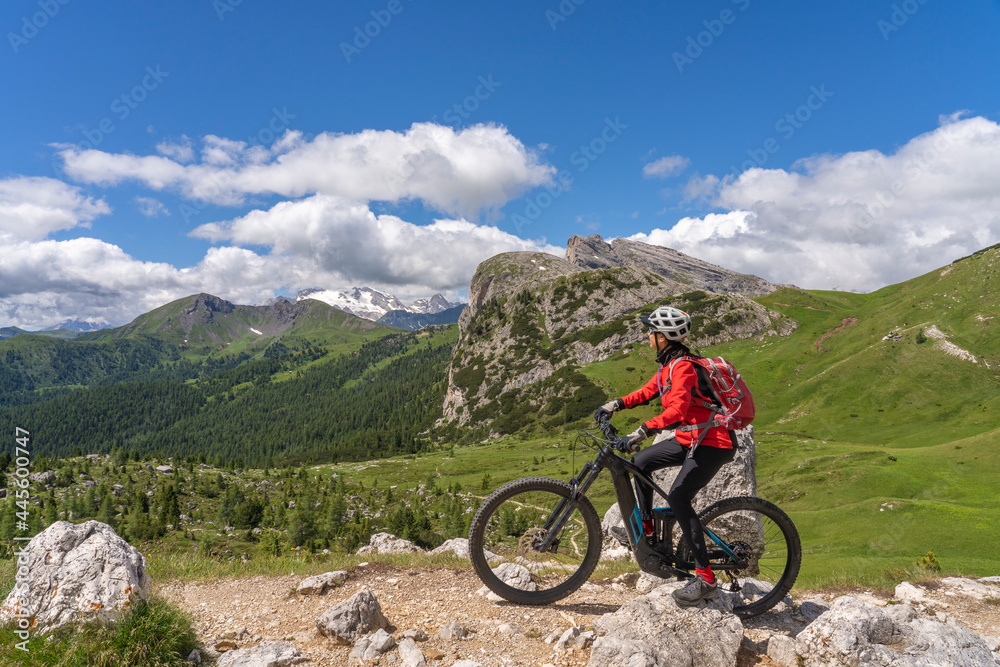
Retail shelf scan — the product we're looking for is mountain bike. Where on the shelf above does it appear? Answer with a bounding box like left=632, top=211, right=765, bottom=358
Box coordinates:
left=468, top=418, right=802, bottom=619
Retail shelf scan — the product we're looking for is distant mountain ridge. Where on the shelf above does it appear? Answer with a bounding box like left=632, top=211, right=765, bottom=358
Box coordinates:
left=82, top=293, right=390, bottom=350
left=377, top=305, right=466, bottom=331
left=271, top=286, right=462, bottom=323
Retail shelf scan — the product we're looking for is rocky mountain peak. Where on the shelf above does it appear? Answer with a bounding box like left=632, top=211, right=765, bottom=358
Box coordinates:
left=566, top=234, right=781, bottom=295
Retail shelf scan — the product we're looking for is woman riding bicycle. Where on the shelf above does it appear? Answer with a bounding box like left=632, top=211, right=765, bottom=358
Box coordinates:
left=594, top=306, right=737, bottom=606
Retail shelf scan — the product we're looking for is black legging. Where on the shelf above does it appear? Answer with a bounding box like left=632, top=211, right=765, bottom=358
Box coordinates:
left=631, top=436, right=736, bottom=570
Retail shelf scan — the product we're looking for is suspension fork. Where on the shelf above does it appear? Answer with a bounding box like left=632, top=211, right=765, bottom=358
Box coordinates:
left=536, top=453, right=605, bottom=551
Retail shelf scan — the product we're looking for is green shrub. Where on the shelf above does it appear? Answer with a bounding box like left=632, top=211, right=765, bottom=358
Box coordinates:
left=0, top=596, right=199, bottom=666
left=915, top=551, right=941, bottom=572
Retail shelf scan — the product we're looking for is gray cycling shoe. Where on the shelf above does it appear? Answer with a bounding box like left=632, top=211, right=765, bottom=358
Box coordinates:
left=608, top=526, right=630, bottom=548
left=672, top=575, right=717, bottom=606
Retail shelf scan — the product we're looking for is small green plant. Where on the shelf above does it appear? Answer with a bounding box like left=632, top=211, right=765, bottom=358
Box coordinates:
left=985, top=597, right=1000, bottom=606
left=915, top=551, right=941, bottom=572
left=916, top=330, right=928, bottom=344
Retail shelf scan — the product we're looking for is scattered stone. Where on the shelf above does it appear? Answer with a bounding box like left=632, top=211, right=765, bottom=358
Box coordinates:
left=187, top=649, right=202, bottom=664
left=543, top=629, right=561, bottom=644
left=296, top=571, right=348, bottom=595
left=437, top=620, right=469, bottom=641
left=216, top=641, right=308, bottom=666
left=0, top=520, right=152, bottom=633
left=215, top=639, right=238, bottom=652
left=28, top=470, right=55, bottom=485
left=349, top=628, right=396, bottom=662
left=497, top=622, right=521, bottom=635
left=475, top=562, right=537, bottom=601
left=357, top=532, right=423, bottom=555
left=155, top=465, right=173, bottom=473
left=315, top=588, right=390, bottom=644
left=401, top=628, right=428, bottom=641
left=795, top=597, right=830, bottom=623
left=451, top=662, right=481, bottom=667
left=423, top=647, right=445, bottom=660
left=397, top=637, right=427, bottom=667
left=766, top=634, right=799, bottom=667
left=894, top=581, right=928, bottom=604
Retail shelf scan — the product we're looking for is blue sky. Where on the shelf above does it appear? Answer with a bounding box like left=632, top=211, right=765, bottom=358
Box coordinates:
left=2, top=0, right=1000, bottom=327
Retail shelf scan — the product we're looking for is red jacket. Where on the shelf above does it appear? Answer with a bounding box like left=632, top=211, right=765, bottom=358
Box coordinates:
left=621, top=358, right=733, bottom=449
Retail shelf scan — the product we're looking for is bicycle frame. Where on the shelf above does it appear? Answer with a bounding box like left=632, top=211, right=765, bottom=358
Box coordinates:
left=539, top=431, right=747, bottom=580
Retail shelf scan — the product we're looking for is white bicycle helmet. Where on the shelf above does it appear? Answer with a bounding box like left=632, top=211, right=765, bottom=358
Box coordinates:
left=641, top=306, right=691, bottom=341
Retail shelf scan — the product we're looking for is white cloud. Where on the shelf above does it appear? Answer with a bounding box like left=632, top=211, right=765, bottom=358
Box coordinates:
left=156, top=135, right=195, bottom=163
left=643, top=155, right=690, bottom=179
left=0, top=177, right=110, bottom=241
left=0, top=237, right=297, bottom=328
left=192, top=194, right=563, bottom=291
left=135, top=196, right=169, bottom=217
left=58, top=122, right=556, bottom=218
left=632, top=115, right=1000, bottom=291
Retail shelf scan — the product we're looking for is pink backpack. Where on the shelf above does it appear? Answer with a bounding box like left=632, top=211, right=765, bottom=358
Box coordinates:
left=662, top=355, right=756, bottom=453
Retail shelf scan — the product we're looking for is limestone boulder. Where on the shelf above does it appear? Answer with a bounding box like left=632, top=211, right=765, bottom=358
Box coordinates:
left=296, top=571, right=348, bottom=595
left=588, top=581, right=744, bottom=667
left=602, top=427, right=757, bottom=537
left=356, top=532, right=422, bottom=555
left=315, top=588, right=390, bottom=644
left=429, top=537, right=500, bottom=563
left=794, top=596, right=998, bottom=666
left=0, top=521, right=151, bottom=633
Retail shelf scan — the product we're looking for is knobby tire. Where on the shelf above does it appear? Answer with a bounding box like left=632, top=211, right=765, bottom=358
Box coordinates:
left=468, top=477, right=603, bottom=605
left=696, top=496, right=802, bottom=619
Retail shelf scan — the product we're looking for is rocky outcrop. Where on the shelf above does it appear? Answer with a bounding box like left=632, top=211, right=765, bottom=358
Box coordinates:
left=785, top=596, right=999, bottom=666
left=443, top=237, right=795, bottom=428
left=315, top=589, right=390, bottom=644
left=566, top=235, right=781, bottom=295
left=0, top=520, right=151, bottom=633
left=588, top=581, right=744, bottom=667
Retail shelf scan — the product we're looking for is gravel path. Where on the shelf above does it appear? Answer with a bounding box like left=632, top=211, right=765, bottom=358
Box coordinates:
left=157, top=565, right=1000, bottom=666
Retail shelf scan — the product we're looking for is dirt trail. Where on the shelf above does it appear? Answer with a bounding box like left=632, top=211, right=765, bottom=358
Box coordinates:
left=157, top=566, right=1000, bottom=667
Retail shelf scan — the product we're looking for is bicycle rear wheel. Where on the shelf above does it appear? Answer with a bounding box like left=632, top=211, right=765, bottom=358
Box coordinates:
left=468, top=477, right=602, bottom=605
left=694, top=496, right=801, bottom=619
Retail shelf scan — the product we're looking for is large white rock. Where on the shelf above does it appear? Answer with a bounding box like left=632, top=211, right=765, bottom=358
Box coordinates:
left=794, top=596, right=998, bottom=666
left=602, top=426, right=757, bottom=537
left=0, top=521, right=151, bottom=633
left=588, top=581, right=744, bottom=667
left=315, top=588, right=390, bottom=644
left=216, top=641, right=308, bottom=667
left=356, top=532, right=422, bottom=555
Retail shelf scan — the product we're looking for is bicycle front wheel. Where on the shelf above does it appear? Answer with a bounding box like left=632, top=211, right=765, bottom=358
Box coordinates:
left=468, top=477, right=602, bottom=605
left=696, top=496, right=802, bottom=619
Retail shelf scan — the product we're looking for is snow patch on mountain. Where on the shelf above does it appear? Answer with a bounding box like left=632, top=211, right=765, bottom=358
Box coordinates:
left=292, top=287, right=461, bottom=321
